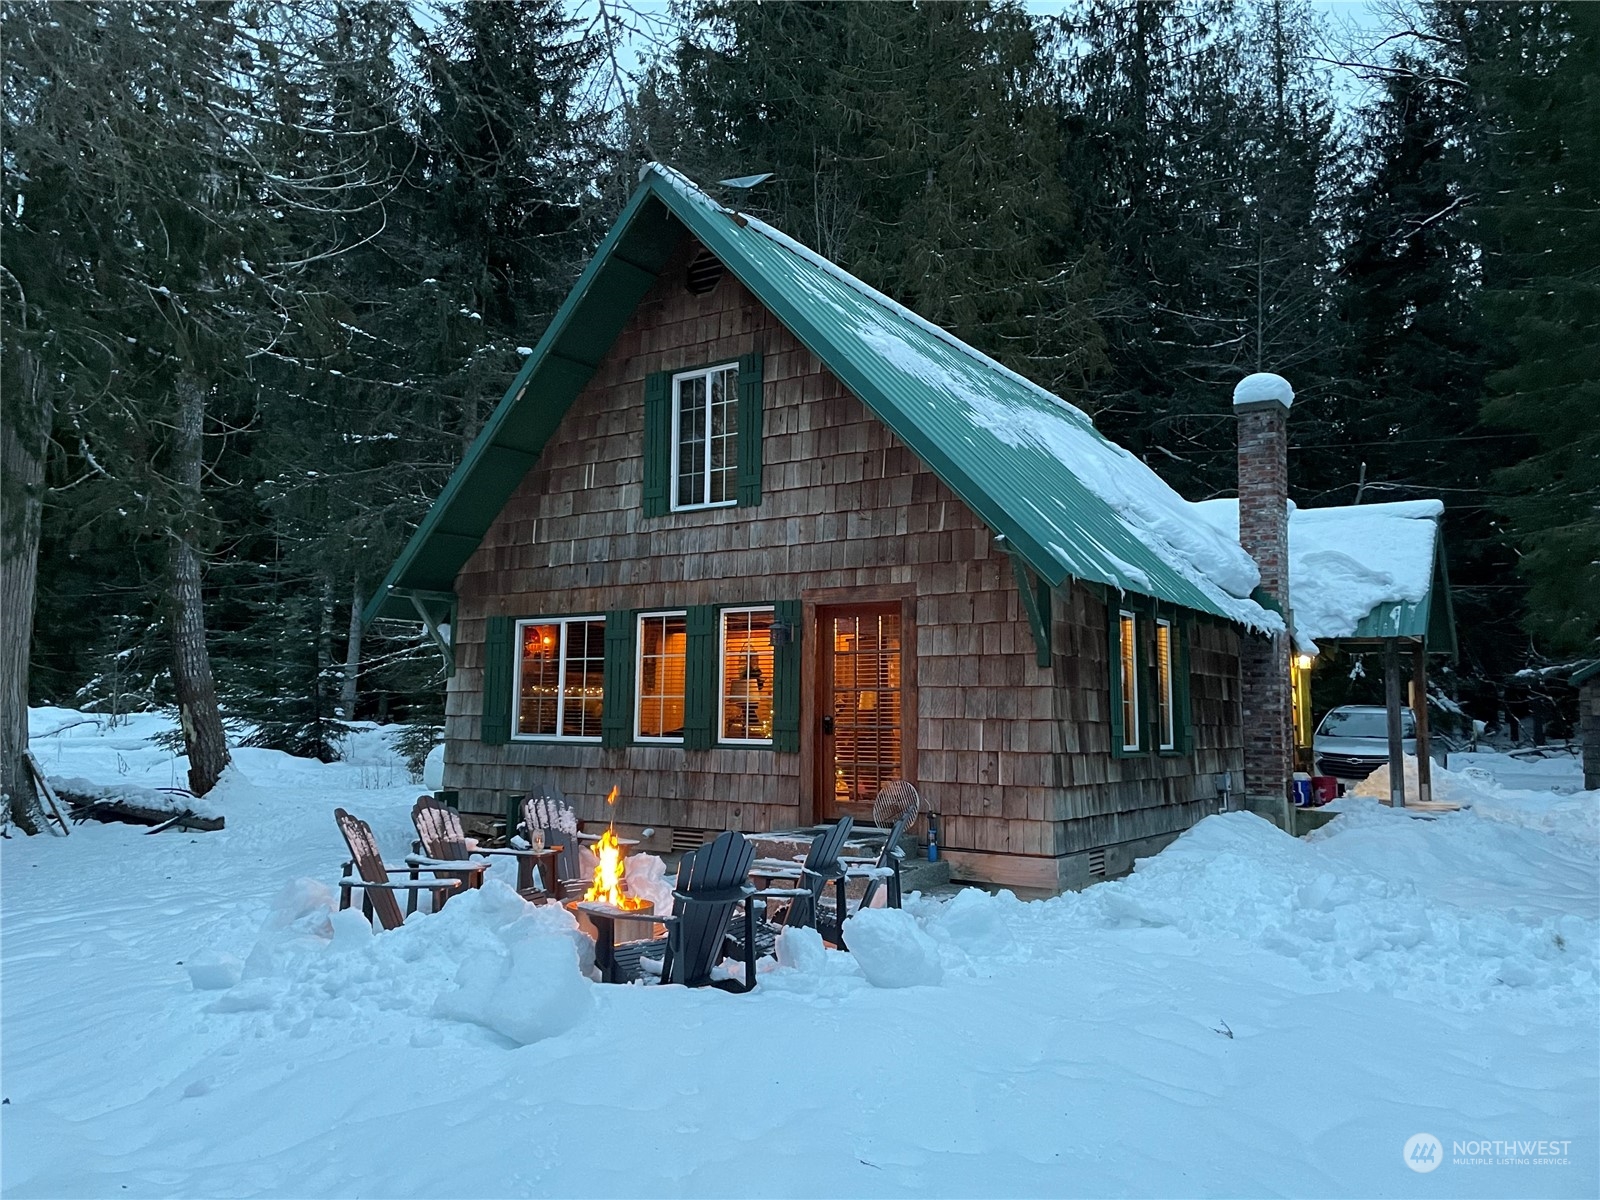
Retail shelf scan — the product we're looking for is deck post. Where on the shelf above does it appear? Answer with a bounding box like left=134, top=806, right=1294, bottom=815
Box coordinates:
left=1411, top=643, right=1433, bottom=805
left=1384, top=638, right=1406, bottom=808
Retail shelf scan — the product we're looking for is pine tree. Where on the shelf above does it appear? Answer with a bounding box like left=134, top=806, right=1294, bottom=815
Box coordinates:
left=1465, top=3, right=1600, bottom=656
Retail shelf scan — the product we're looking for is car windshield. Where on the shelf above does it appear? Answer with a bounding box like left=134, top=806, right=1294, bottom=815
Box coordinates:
left=1319, top=710, right=1414, bottom=739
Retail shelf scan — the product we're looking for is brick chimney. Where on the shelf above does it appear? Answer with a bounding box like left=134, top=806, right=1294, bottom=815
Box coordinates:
left=1234, top=372, right=1294, bottom=810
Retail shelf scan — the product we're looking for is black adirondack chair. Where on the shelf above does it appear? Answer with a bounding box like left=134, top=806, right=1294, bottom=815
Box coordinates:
left=516, top=791, right=586, bottom=899
left=818, top=806, right=912, bottom=946
left=730, top=817, right=854, bottom=959
left=590, top=831, right=758, bottom=992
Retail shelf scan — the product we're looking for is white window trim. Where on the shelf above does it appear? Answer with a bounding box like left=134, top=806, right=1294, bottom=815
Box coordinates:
left=1119, top=610, right=1141, bottom=752
left=512, top=616, right=604, bottom=743
left=669, top=362, right=740, bottom=512
left=1155, top=617, right=1176, bottom=751
left=634, top=609, right=689, bottom=744
left=718, top=605, right=776, bottom=746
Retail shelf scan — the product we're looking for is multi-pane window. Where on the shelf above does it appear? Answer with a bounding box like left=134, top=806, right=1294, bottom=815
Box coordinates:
left=1155, top=618, right=1176, bottom=751
left=672, top=363, right=739, bottom=509
left=636, top=612, right=689, bottom=741
left=719, top=607, right=775, bottom=744
left=1118, top=611, right=1140, bottom=751
left=515, top=617, right=605, bottom=740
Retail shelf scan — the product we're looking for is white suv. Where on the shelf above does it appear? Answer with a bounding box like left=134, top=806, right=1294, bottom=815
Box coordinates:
left=1312, top=705, right=1417, bottom=780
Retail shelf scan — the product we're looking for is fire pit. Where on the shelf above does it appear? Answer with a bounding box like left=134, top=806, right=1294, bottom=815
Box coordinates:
left=567, top=800, right=663, bottom=978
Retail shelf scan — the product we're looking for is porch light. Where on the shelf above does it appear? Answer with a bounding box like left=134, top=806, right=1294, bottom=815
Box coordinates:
left=770, top=616, right=794, bottom=647
left=1294, top=653, right=1315, bottom=671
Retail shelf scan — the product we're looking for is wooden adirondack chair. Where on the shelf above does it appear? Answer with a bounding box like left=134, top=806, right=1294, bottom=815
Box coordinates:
left=516, top=792, right=586, bottom=899
left=334, top=808, right=474, bottom=931
left=409, top=796, right=557, bottom=900
left=590, top=831, right=758, bottom=992
left=818, top=806, right=913, bottom=946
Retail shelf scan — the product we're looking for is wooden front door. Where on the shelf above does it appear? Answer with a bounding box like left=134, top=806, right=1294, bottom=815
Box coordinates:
left=815, top=604, right=904, bottom=821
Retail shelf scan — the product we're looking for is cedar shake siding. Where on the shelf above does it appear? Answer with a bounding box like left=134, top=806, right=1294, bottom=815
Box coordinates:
left=442, top=236, right=1243, bottom=889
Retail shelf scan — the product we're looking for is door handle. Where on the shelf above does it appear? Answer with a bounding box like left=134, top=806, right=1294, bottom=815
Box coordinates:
left=821, top=716, right=834, bottom=735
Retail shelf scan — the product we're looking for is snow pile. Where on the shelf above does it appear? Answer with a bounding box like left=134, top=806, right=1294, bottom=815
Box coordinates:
left=1193, top=498, right=1442, bottom=644
left=223, top=878, right=595, bottom=1046
left=1080, top=810, right=1597, bottom=1012
left=1354, top=754, right=1600, bottom=847
left=1232, top=371, right=1295, bottom=407
left=841, top=907, right=944, bottom=988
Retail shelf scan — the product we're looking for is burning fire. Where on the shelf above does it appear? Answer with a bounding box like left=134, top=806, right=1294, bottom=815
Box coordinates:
left=584, top=787, right=648, bottom=910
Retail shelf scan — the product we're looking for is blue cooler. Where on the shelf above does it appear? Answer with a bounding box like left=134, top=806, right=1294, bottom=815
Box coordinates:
left=1291, top=772, right=1313, bottom=807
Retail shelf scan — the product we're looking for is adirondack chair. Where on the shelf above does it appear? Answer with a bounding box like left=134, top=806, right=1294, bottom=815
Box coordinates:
left=408, top=796, right=556, bottom=900
left=731, top=817, right=854, bottom=959
left=817, top=806, right=913, bottom=947
left=516, top=791, right=586, bottom=899
left=591, top=831, right=758, bottom=992
left=334, top=807, right=474, bottom=931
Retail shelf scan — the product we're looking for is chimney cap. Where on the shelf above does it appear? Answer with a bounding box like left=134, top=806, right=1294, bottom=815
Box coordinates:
left=1233, top=372, right=1294, bottom=409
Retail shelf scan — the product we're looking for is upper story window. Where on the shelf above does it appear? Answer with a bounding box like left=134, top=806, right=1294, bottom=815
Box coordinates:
left=515, top=617, right=604, bottom=741
left=636, top=611, right=689, bottom=742
left=672, top=363, right=739, bottom=510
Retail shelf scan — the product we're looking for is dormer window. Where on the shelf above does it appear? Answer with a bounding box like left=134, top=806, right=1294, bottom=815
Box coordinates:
left=671, top=362, right=740, bottom=510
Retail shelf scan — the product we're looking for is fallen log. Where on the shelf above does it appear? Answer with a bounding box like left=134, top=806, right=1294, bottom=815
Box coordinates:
left=53, top=785, right=224, bottom=833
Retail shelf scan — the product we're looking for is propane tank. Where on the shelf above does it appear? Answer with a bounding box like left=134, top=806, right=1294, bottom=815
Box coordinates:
left=926, top=811, right=940, bottom=862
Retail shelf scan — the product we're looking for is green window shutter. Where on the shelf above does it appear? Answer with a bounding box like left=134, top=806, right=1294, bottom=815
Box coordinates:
left=1107, top=608, right=1126, bottom=758
left=772, top=599, right=801, bottom=753
left=481, top=615, right=513, bottom=745
left=1175, top=620, right=1194, bottom=754
left=642, top=371, right=670, bottom=518
left=683, top=605, right=717, bottom=750
left=736, top=351, right=764, bottom=508
left=601, top=610, right=635, bottom=748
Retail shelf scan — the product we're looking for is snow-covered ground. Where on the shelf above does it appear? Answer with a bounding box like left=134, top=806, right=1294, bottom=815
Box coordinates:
left=4, top=708, right=1596, bottom=1198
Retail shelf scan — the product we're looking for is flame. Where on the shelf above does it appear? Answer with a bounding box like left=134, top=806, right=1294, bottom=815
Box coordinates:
left=584, top=824, right=648, bottom=910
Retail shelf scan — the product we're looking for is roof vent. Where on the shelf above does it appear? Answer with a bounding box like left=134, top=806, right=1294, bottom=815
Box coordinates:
left=686, top=247, right=724, bottom=295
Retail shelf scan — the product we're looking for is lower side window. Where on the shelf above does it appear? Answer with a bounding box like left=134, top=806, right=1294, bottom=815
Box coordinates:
left=516, top=617, right=604, bottom=739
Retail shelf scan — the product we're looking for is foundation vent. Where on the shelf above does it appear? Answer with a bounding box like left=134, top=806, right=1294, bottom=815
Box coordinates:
left=686, top=247, right=724, bottom=295
left=1087, top=848, right=1108, bottom=877
left=670, top=827, right=710, bottom=853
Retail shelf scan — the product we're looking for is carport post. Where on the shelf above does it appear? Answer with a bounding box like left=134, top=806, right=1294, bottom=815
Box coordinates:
left=1384, top=638, right=1406, bottom=808
left=1411, top=643, right=1433, bottom=805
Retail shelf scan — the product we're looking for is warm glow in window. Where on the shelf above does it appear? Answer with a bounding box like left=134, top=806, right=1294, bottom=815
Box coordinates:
left=673, top=364, right=738, bottom=509
left=1119, top=611, right=1139, bottom=751
left=1155, top=619, right=1175, bottom=750
left=636, top=612, right=688, bottom=740
left=720, top=607, right=774, bottom=743
left=516, top=617, right=604, bottom=740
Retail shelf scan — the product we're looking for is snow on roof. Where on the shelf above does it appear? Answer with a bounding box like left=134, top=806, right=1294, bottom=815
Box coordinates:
left=1232, top=372, right=1295, bottom=408
left=644, top=164, right=1278, bottom=631
left=1192, top=498, right=1443, bottom=647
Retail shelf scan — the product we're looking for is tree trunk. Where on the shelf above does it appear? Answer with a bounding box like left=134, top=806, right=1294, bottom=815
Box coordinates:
left=0, top=346, right=51, bottom=834
left=341, top=572, right=362, bottom=720
left=169, top=370, right=230, bottom=796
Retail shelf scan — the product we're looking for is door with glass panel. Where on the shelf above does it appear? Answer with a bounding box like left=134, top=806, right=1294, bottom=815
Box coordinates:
left=816, top=605, right=903, bottom=821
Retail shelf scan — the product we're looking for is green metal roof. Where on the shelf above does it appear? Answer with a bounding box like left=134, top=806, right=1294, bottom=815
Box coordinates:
left=1568, top=661, right=1599, bottom=687
left=366, top=166, right=1276, bottom=629
left=1346, top=538, right=1457, bottom=656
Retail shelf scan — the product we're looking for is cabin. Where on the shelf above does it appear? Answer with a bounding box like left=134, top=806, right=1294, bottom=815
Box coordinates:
left=365, top=164, right=1316, bottom=891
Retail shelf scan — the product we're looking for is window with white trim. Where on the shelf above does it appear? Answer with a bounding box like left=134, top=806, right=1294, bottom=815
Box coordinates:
left=719, top=606, right=775, bottom=744
left=1155, top=618, right=1176, bottom=751
left=1118, top=610, right=1140, bottom=751
left=671, top=363, right=739, bottom=509
left=514, top=617, right=605, bottom=740
left=636, top=611, right=688, bottom=741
